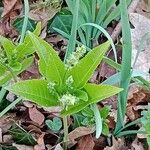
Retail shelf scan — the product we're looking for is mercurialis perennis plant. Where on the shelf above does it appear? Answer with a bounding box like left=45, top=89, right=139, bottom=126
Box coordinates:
left=6, top=32, right=122, bottom=116
left=6, top=32, right=122, bottom=149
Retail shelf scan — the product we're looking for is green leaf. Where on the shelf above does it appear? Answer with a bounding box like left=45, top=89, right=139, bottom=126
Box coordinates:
left=9, top=124, right=36, bottom=145
left=73, top=89, right=88, bottom=101
left=12, top=17, right=36, bottom=34
left=33, top=22, right=42, bottom=36
left=28, top=32, right=66, bottom=85
left=0, top=145, right=18, bottom=150
left=0, top=57, right=33, bottom=86
left=102, top=122, right=109, bottom=136
left=62, top=83, right=122, bottom=116
left=70, top=41, right=110, bottom=89
left=84, top=83, right=123, bottom=102
left=46, top=117, right=62, bottom=132
left=100, top=106, right=110, bottom=119
left=0, top=35, right=16, bottom=60
left=6, top=79, right=59, bottom=107
left=49, top=15, right=72, bottom=34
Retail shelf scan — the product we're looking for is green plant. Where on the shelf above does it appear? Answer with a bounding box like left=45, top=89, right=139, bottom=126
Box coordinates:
left=74, top=106, right=110, bottom=136
left=113, top=0, right=132, bottom=135
left=53, top=0, right=131, bottom=48
left=6, top=33, right=122, bottom=149
left=46, top=117, right=62, bottom=133
left=0, top=23, right=41, bottom=86
left=0, top=23, right=41, bottom=118
left=141, top=104, right=150, bottom=147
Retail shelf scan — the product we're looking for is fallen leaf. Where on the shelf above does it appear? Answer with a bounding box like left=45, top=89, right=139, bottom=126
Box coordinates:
left=136, top=0, right=150, bottom=18
left=129, top=13, right=150, bottom=80
left=104, top=137, right=125, bottom=150
left=126, top=84, right=150, bottom=121
left=68, top=127, right=94, bottom=147
left=0, top=113, right=16, bottom=133
left=131, top=138, right=144, bottom=150
left=12, top=143, right=34, bottom=150
left=6, top=92, right=15, bottom=102
left=76, top=135, right=95, bottom=150
left=34, top=133, right=45, bottom=150
left=29, top=106, right=45, bottom=126
left=2, top=0, right=22, bottom=20
left=3, top=134, right=13, bottom=143
left=29, top=0, right=62, bottom=27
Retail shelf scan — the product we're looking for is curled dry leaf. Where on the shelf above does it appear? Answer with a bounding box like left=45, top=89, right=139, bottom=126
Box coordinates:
left=29, top=106, right=45, bottom=126
left=68, top=127, right=94, bottom=147
left=126, top=84, right=150, bottom=120
left=76, top=135, right=95, bottom=150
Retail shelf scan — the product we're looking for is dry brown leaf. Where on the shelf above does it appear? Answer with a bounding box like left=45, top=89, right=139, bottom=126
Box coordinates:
left=131, top=138, right=144, bottom=150
left=0, top=113, right=16, bottom=133
left=2, top=0, right=22, bottom=20
left=34, top=133, right=45, bottom=150
left=29, top=0, right=62, bottom=27
left=136, top=0, right=150, bottom=18
left=129, top=13, right=150, bottom=80
left=12, top=143, right=34, bottom=150
left=68, top=127, right=94, bottom=147
left=104, top=137, right=125, bottom=150
left=76, top=135, right=95, bottom=150
left=126, top=84, right=150, bottom=120
left=3, top=134, right=13, bottom=143
left=29, top=106, right=45, bottom=126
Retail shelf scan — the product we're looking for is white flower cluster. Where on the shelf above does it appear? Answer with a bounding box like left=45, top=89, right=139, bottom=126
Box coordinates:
left=66, top=45, right=86, bottom=69
left=65, top=76, right=74, bottom=88
left=47, top=82, right=56, bottom=94
left=59, top=93, right=79, bottom=110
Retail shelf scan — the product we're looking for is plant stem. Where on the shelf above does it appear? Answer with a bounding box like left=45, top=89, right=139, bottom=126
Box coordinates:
left=63, top=116, right=68, bottom=150
left=19, top=0, right=29, bottom=44
left=0, top=97, right=22, bottom=117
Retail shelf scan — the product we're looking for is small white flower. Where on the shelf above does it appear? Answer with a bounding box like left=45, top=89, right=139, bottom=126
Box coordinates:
left=66, top=76, right=74, bottom=87
left=59, top=93, right=79, bottom=110
left=47, top=82, right=56, bottom=93
left=65, top=45, right=86, bottom=69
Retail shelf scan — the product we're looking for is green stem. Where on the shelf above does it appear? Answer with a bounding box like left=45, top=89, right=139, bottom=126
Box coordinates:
left=0, top=97, right=22, bottom=117
left=19, top=0, right=29, bottom=44
left=63, top=116, right=68, bottom=150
